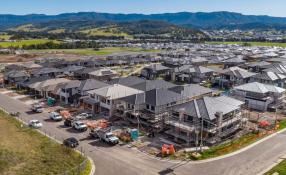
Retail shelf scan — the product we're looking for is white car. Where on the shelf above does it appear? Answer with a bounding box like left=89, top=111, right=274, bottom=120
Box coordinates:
left=73, top=121, right=87, bottom=131
left=28, top=120, right=43, bottom=128
left=75, top=113, right=92, bottom=120
left=49, top=112, right=63, bottom=121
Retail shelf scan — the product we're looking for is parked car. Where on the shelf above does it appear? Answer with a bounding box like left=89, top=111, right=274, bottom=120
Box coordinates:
left=75, top=113, right=92, bottom=120
left=49, top=112, right=63, bottom=121
left=63, top=137, right=79, bottom=148
left=28, top=120, right=43, bottom=128
left=31, top=104, right=43, bottom=113
left=73, top=121, right=87, bottom=131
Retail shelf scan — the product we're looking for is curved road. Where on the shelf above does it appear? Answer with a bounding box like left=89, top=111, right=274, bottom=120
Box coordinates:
left=0, top=92, right=285, bottom=175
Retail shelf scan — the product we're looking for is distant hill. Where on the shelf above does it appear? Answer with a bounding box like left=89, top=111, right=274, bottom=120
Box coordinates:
left=1, top=11, right=286, bottom=30
left=6, top=20, right=204, bottom=39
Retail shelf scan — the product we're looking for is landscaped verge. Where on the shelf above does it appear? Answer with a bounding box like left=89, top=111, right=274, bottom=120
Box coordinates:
left=265, top=159, right=286, bottom=175
left=0, top=110, right=92, bottom=175
left=163, top=119, right=286, bottom=161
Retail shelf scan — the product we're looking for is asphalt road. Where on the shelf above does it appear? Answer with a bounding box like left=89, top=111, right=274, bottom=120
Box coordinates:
left=1, top=92, right=286, bottom=175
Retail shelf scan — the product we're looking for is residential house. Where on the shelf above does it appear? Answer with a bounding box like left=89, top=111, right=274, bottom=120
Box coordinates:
left=4, top=70, right=29, bottom=84
left=216, top=66, right=257, bottom=88
left=222, top=56, right=246, bottom=68
left=59, top=80, right=81, bottom=104
left=84, top=84, right=143, bottom=117
left=74, top=68, right=99, bottom=80
left=250, top=72, right=286, bottom=88
left=61, top=66, right=85, bottom=77
left=233, top=82, right=285, bottom=111
left=174, top=66, right=214, bottom=84
left=165, top=96, right=244, bottom=146
left=141, top=64, right=171, bottom=80
left=27, top=78, right=71, bottom=98
left=31, top=67, right=63, bottom=78
left=87, top=68, right=118, bottom=81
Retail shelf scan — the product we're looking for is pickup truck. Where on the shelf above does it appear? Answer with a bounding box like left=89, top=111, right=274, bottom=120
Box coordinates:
left=90, top=128, right=119, bottom=145
left=49, top=112, right=63, bottom=121
left=73, top=121, right=87, bottom=131
left=31, top=104, right=43, bottom=113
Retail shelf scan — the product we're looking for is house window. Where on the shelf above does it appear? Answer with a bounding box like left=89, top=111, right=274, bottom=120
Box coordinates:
left=146, top=104, right=150, bottom=109
left=151, top=106, right=155, bottom=111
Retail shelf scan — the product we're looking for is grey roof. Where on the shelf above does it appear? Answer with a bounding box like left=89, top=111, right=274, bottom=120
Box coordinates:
left=262, top=63, right=286, bottom=74
left=131, top=80, right=177, bottom=92
left=108, top=76, right=145, bottom=87
left=31, top=67, right=62, bottom=75
left=120, top=93, right=146, bottom=105
left=78, top=79, right=109, bottom=92
left=169, top=84, right=213, bottom=98
left=252, top=72, right=286, bottom=81
left=4, top=70, right=28, bottom=79
left=182, top=66, right=214, bottom=74
left=173, top=96, right=244, bottom=120
left=61, top=65, right=85, bottom=72
left=144, top=64, right=171, bottom=72
left=62, top=80, right=81, bottom=89
left=247, top=61, right=271, bottom=68
left=222, top=66, right=256, bottom=79
left=145, top=88, right=182, bottom=106
left=234, top=82, right=285, bottom=94
left=74, top=67, right=100, bottom=74
left=19, top=77, right=50, bottom=87
left=88, top=84, right=143, bottom=100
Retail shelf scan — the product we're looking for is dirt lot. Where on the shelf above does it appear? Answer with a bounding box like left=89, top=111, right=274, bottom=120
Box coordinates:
left=0, top=54, right=39, bottom=63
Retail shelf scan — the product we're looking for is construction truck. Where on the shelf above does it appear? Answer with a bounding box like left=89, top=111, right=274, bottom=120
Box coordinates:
left=90, top=128, right=119, bottom=145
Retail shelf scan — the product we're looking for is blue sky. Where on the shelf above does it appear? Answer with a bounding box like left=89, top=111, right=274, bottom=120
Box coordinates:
left=1, top=0, right=286, bottom=17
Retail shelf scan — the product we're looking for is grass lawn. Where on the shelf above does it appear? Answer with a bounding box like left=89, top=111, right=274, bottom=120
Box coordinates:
left=27, top=47, right=160, bottom=55
left=0, top=110, right=90, bottom=175
left=265, top=159, right=286, bottom=175
left=0, top=39, right=59, bottom=48
left=206, top=41, right=286, bottom=48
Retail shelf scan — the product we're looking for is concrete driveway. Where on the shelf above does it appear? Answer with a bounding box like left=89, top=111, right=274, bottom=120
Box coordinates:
left=0, top=92, right=286, bottom=175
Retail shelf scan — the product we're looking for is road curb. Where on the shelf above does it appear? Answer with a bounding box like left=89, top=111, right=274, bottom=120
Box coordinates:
left=87, top=156, right=96, bottom=175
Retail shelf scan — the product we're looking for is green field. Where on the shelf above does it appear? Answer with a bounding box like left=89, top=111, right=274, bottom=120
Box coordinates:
left=207, top=41, right=286, bottom=47
left=0, top=39, right=59, bottom=48
left=80, top=27, right=132, bottom=39
left=0, top=110, right=90, bottom=175
left=27, top=47, right=160, bottom=55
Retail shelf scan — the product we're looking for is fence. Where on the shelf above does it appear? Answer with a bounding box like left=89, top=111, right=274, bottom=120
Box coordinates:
left=0, top=107, right=89, bottom=175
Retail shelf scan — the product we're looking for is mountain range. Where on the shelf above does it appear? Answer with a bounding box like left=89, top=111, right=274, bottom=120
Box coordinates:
left=1, top=11, right=286, bottom=31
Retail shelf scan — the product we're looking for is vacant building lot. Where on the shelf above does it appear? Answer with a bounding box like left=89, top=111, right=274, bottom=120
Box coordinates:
left=0, top=110, right=88, bottom=175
